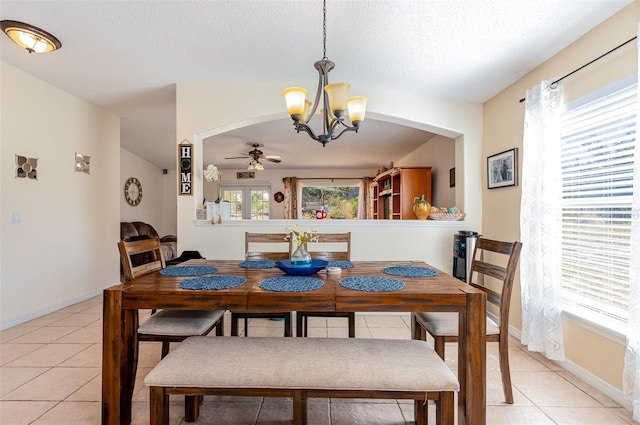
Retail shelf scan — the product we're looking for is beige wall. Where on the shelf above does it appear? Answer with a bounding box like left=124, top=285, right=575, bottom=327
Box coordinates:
left=483, top=2, right=637, bottom=395
left=120, top=148, right=177, bottom=236
left=1, top=62, right=121, bottom=328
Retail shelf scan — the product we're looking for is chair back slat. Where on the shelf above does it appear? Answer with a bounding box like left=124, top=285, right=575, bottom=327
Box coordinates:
left=118, top=237, right=166, bottom=282
left=304, top=232, right=351, bottom=261
left=245, top=232, right=292, bottom=261
left=468, top=238, right=522, bottom=328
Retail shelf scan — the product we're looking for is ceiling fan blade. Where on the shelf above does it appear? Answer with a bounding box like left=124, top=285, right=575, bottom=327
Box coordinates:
left=264, top=154, right=282, bottom=159
left=264, top=157, right=281, bottom=163
left=224, top=155, right=250, bottom=160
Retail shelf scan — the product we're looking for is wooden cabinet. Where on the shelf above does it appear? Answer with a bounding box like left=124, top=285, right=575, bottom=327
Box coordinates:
left=371, top=167, right=432, bottom=220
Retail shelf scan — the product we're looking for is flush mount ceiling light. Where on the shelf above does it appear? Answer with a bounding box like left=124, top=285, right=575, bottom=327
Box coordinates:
left=282, top=0, right=367, bottom=147
left=1, top=20, right=62, bottom=54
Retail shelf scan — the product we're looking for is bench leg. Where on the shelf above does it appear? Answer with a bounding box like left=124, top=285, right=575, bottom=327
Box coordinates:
left=437, top=391, right=455, bottom=425
left=414, top=399, right=428, bottom=425
left=150, top=386, right=169, bottom=425
left=184, top=395, right=200, bottom=422
left=292, top=390, right=307, bottom=425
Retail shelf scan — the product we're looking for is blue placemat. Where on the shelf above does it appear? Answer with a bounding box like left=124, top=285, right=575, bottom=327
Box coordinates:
left=327, top=260, right=354, bottom=269
left=239, top=260, right=276, bottom=269
left=179, top=275, right=246, bottom=290
left=339, top=276, right=405, bottom=292
left=160, top=265, right=218, bottom=276
left=259, top=276, right=324, bottom=292
left=382, top=266, right=439, bottom=278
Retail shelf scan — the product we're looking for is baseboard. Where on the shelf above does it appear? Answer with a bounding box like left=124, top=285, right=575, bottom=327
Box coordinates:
left=0, top=288, right=105, bottom=331
left=507, top=322, right=633, bottom=413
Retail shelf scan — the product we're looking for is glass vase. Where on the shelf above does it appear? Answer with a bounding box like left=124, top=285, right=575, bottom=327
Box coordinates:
left=291, top=245, right=312, bottom=267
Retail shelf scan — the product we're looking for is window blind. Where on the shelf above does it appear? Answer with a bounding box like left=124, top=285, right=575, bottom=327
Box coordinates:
left=560, top=81, right=637, bottom=323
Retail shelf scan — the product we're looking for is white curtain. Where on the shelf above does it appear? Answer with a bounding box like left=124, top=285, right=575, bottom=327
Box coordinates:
left=520, top=80, right=566, bottom=361
left=622, top=27, right=640, bottom=422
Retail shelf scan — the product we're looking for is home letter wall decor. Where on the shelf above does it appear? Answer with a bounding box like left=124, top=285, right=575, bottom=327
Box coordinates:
left=179, top=140, right=193, bottom=196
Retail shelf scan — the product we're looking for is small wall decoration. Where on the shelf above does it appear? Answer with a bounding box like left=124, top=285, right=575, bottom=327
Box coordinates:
left=15, top=155, right=38, bottom=179
left=273, top=191, right=285, bottom=203
left=449, top=167, right=455, bottom=188
left=487, top=148, right=518, bottom=189
left=75, top=153, right=90, bottom=174
left=236, top=171, right=255, bottom=179
left=178, top=139, right=193, bottom=196
left=124, top=177, right=143, bottom=206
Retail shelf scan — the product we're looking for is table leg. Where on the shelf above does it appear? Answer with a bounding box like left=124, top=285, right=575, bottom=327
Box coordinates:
left=102, top=289, right=138, bottom=425
left=459, top=291, right=486, bottom=425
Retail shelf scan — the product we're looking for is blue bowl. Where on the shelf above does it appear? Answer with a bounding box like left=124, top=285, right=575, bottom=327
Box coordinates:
left=275, top=259, right=328, bottom=276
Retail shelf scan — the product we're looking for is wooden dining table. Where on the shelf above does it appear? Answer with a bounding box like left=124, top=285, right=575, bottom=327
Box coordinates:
left=101, top=260, right=486, bottom=425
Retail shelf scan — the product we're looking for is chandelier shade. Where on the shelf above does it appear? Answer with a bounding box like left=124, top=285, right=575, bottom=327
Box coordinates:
left=1, top=20, right=61, bottom=54
left=282, top=0, right=367, bottom=146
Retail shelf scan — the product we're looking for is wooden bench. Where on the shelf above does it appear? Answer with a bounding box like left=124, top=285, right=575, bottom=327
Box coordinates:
left=144, top=336, right=459, bottom=425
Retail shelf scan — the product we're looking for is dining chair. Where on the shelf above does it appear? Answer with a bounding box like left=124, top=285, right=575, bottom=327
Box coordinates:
left=412, top=237, right=522, bottom=404
left=230, top=232, right=293, bottom=337
left=296, top=232, right=355, bottom=338
left=118, top=237, right=225, bottom=358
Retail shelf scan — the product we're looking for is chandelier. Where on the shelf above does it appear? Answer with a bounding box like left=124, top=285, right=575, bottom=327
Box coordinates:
left=282, top=0, right=367, bottom=147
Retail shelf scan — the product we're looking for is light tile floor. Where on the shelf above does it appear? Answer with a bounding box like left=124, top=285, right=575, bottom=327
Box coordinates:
left=0, top=295, right=636, bottom=424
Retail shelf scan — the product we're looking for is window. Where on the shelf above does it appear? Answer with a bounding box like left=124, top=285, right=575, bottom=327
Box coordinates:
left=560, top=76, right=637, bottom=330
left=299, top=181, right=360, bottom=219
left=222, top=185, right=270, bottom=220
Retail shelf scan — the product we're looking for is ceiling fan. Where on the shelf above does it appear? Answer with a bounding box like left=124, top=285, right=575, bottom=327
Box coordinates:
left=224, top=143, right=282, bottom=170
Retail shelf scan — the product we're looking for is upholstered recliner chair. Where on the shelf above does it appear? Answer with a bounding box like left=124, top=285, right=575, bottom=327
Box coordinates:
left=120, top=221, right=177, bottom=263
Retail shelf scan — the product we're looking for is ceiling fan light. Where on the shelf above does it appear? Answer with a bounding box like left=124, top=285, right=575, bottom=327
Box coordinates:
left=347, top=96, right=368, bottom=123
left=255, top=161, right=264, bottom=171
left=324, top=82, right=350, bottom=117
left=282, top=87, right=308, bottom=119
left=1, top=20, right=61, bottom=53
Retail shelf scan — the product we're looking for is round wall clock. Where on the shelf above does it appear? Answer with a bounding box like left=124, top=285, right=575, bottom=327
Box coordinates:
left=124, top=177, right=142, bottom=206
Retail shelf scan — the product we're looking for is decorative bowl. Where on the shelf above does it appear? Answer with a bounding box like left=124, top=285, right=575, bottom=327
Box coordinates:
left=429, top=212, right=466, bottom=221
left=275, top=259, right=328, bottom=276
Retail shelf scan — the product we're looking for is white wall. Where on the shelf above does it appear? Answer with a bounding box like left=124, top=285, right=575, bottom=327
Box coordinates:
left=396, top=135, right=456, bottom=207
left=120, top=148, right=177, bottom=236
left=175, top=83, right=482, bottom=264
left=1, top=62, right=121, bottom=329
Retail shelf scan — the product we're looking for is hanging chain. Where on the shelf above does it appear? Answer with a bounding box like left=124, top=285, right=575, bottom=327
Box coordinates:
left=322, top=0, right=327, bottom=59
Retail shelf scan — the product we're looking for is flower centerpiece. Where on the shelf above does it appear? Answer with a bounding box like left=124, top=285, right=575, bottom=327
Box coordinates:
left=204, top=164, right=222, bottom=202
left=285, top=225, right=318, bottom=267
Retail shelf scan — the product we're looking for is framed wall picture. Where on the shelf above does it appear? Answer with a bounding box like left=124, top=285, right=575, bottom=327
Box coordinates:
left=487, top=148, right=518, bottom=189
left=449, top=167, right=455, bottom=188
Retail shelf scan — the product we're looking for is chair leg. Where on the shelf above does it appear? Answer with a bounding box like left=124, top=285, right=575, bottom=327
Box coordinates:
left=296, top=312, right=304, bottom=337
left=284, top=314, right=292, bottom=337
left=498, top=337, right=514, bottom=404
left=230, top=313, right=239, bottom=336
left=160, top=341, right=170, bottom=359
left=348, top=312, right=356, bottom=338
left=215, top=315, right=224, bottom=336
left=433, top=336, right=446, bottom=360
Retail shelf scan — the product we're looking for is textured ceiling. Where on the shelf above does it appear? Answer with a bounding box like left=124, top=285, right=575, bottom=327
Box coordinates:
left=0, top=0, right=632, bottom=170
